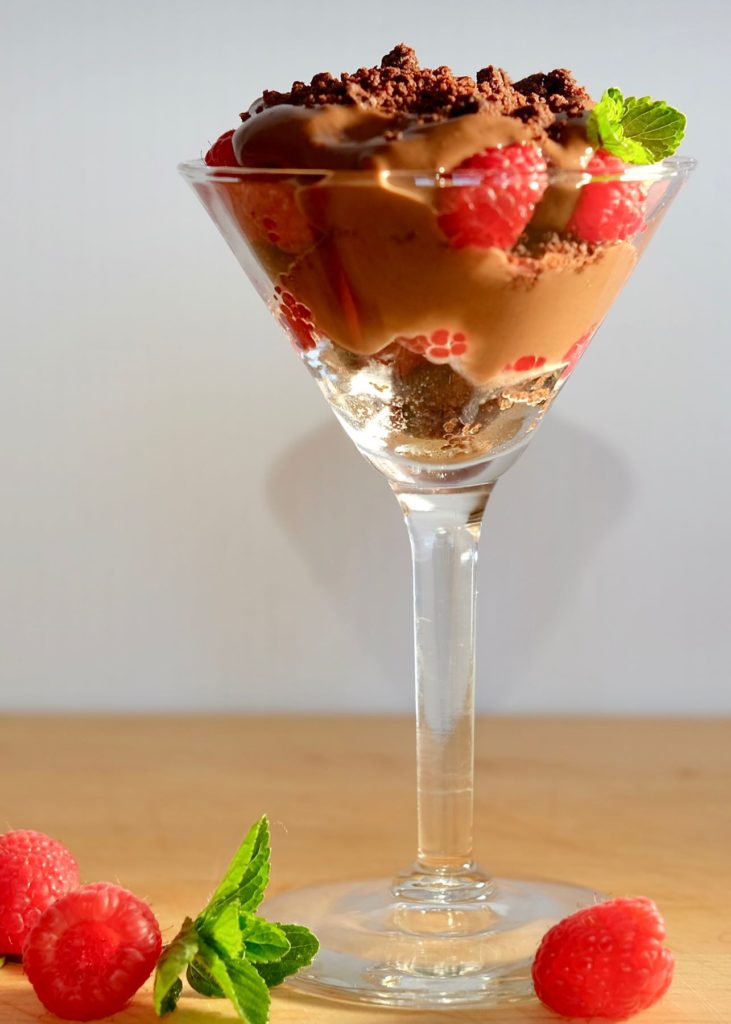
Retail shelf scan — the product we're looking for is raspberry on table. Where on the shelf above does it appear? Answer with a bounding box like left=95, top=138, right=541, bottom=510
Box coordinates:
left=532, top=896, right=674, bottom=1021
left=437, top=144, right=548, bottom=250
left=0, top=830, right=80, bottom=955
left=204, top=128, right=237, bottom=167
left=23, top=882, right=162, bottom=1021
left=568, top=150, right=647, bottom=243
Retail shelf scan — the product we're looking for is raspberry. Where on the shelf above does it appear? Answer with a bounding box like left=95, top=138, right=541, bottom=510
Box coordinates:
left=0, top=830, right=79, bottom=955
left=23, top=882, right=162, bottom=1021
left=568, top=151, right=647, bottom=243
left=232, top=180, right=316, bottom=254
left=561, top=327, right=596, bottom=380
left=532, top=897, right=674, bottom=1021
left=437, top=144, right=548, bottom=249
left=504, top=353, right=546, bottom=374
left=204, top=129, right=237, bottom=167
left=205, top=130, right=314, bottom=252
left=276, top=288, right=318, bottom=351
left=397, top=328, right=469, bottom=364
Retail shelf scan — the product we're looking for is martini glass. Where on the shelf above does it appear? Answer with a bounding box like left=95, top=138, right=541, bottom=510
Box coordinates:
left=179, top=155, right=694, bottom=1008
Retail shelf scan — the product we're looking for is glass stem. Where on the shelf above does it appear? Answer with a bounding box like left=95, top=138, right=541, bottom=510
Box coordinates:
left=392, top=484, right=493, bottom=896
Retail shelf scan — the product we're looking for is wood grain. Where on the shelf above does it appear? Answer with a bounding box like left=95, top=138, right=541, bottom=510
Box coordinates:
left=0, top=716, right=728, bottom=1022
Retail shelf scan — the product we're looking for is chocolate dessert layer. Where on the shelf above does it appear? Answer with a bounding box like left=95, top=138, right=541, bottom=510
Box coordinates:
left=283, top=179, right=635, bottom=383
left=197, top=45, right=647, bottom=431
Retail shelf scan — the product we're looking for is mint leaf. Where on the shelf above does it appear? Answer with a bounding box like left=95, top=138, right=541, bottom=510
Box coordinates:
left=203, top=816, right=270, bottom=918
left=240, top=912, right=291, bottom=963
left=200, top=941, right=271, bottom=1024
left=153, top=917, right=199, bottom=1016
left=158, top=978, right=183, bottom=1015
left=620, top=95, right=687, bottom=161
left=186, top=956, right=224, bottom=998
left=0, top=956, right=5, bottom=968
left=587, top=88, right=629, bottom=153
left=587, top=87, right=686, bottom=163
left=253, top=923, right=319, bottom=988
left=199, top=899, right=243, bottom=960
left=153, top=816, right=319, bottom=1020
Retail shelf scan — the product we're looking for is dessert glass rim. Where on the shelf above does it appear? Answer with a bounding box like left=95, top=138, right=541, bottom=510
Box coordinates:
left=178, top=155, right=696, bottom=186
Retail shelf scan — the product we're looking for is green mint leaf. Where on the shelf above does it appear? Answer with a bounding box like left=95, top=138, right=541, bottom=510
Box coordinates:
left=620, top=95, right=687, bottom=161
left=240, top=912, right=291, bottom=963
left=253, top=923, right=319, bottom=988
left=0, top=956, right=5, bottom=968
left=158, top=978, right=183, bottom=1015
left=587, top=87, right=623, bottom=145
left=199, top=940, right=271, bottom=1024
left=203, top=816, right=270, bottom=918
left=152, top=815, right=319, bottom=1019
left=199, top=899, right=243, bottom=960
left=186, top=956, right=224, bottom=998
left=587, top=87, right=629, bottom=153
left=587, top=87, right=686, bottom=163
left=236, top=850, right=270, bottom=914
left=153, top=917, right=199, bottom=1016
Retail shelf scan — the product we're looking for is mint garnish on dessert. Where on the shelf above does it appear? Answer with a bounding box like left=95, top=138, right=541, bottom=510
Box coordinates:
left=153, top=816, right=318, bottom=1021
left=587, top=87, right=686, bottom=163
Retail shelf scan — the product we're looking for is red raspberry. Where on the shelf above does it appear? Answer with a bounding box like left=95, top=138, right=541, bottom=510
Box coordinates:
left=504, top=353, right=546, bottom=374
left=532, top=897, right=674, bottom=1021
left=232, top=180, right=316, bottom=254
left=0, top=830, right=79, bottom=954
left=561, top=327, right=596, bottom=380
left=437, top=144, right=548, bottom=249
left=204, top=129, right=237, bottom=167
left=397, top=328, right=469, bottom=364
left=23, top=882, right=162, bottom=1021
left=205, top=131, right=314, bottom=252
left=568, top=151, right=647, bottom=243
left=276, top=288, right=318, bottom=351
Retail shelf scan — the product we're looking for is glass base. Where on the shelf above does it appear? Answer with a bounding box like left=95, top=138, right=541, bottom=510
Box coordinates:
left=263, top=875, right=600, bottom=1008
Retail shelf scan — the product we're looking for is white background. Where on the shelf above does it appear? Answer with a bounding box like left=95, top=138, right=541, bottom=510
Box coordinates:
left=1, top=0, right=729, bottom=713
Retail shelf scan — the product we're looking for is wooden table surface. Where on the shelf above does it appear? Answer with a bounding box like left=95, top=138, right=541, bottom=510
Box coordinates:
left=0, top=716, right=728, bottom=1022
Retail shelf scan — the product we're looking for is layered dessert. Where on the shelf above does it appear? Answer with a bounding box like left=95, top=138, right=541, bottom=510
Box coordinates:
left=197, top=46, right=683, bottom=463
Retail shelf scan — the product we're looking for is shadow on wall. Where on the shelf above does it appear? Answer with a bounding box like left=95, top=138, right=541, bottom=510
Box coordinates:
left=266, top=411, right=635, bottom=710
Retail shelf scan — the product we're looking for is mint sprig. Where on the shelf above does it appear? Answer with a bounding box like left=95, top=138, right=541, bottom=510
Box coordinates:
left=153, top=816, right=318, bottom=1021
left=587, top=87, right=686, bottom=164
left=254, top=924, right=320, bottom=989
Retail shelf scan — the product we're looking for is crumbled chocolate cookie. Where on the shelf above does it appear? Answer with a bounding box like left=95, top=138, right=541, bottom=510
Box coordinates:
left=513, top=69, right=591, bottom=118
left=510, top=232, right=604, bottom=276
left=245, top=45, right=592, bottom=129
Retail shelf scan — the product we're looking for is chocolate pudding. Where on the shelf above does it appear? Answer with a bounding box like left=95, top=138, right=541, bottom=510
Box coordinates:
left=196, top=46, right=660, bottom=464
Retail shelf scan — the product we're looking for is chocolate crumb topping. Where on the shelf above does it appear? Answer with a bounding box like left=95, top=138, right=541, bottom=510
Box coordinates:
left=380, top=43, right=419, bottom=70
left=244, top=45, right=592, bottom=129
left=512, top=69, right=591, bottom=118
left=510, top=232, right=604, bottom=275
